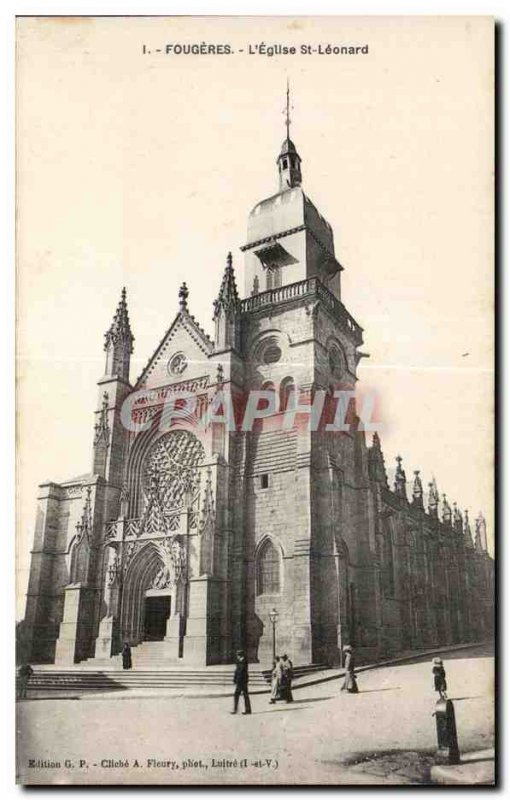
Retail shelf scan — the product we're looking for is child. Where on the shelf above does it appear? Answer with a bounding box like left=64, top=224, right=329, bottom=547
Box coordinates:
left=432, top=657, right=447, bottom=700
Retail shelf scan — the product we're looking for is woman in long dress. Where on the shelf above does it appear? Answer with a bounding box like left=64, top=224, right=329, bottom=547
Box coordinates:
left=280, top=654, right=294, bottom=702
left=269, top=656, right=282, bottom=704
left=341, top=645, right=359, bottom=693
left=122, top=641, right=132, bottom=670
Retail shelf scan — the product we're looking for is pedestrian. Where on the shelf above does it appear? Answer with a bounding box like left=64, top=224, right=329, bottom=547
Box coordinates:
left=280, top=654, right=294, bottom=702
left=340, top=645, right=359, bottom=693
left=121, top=641, right=132, bottom=670
left=432, top=657, right=447, bottom=700
left=231, top=650, right=251, bottom=715
left=17, top=663, right=33, bottom=700
left=270, top=656, right=282, bottom=704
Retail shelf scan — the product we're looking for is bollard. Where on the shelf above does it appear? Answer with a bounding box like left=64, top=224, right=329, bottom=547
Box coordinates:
left=433, top=699, right=460, bottom=765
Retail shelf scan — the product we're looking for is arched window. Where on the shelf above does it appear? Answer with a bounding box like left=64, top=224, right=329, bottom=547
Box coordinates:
left=70, top=535, right=90, bottom=584
left=257, top=539, right=281, bottom=595
left=279, top=377, right=296, bottom=412
left=266, top=266, right=281, bottom=291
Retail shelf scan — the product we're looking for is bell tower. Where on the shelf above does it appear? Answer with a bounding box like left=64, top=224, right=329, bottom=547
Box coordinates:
left=242, top=84, right=343, bottom=301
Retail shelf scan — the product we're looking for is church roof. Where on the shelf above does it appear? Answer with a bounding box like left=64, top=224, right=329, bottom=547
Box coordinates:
left=279, top=137, right=299, bottom=156
left=61, top=473, right=94, bottom=485
left=248, top=186, right=333, bottom=239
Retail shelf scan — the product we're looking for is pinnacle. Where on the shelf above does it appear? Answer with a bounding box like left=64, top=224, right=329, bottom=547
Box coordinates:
left=213, top=252, right=240, bottom=318
left=104, top=287, right=134, bottom=352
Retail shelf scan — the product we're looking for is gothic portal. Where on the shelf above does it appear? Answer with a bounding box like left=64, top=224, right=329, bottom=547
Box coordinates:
left=21, top=122, right=494, bottom=668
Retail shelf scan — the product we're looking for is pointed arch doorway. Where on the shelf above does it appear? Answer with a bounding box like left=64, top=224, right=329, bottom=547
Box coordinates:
left=120, top=542, right=183, bottom=648
left=143, top=589, right=171, bottom=642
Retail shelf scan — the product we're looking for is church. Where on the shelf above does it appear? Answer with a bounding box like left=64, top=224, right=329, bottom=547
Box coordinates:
left=22, top=113, right=494, bottom=669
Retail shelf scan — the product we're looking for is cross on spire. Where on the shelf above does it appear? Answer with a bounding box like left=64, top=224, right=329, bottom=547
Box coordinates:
left=179, top=282, right=189, bottom=312
left=284, top=78, right=292, bottom=140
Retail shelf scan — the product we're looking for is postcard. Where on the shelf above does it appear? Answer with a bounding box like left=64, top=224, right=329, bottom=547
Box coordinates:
left=16, top=15, right=495, bottom=785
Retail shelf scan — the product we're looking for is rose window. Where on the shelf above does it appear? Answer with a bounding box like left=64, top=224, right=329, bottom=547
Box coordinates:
left=143, top=430, right=205, bottom=511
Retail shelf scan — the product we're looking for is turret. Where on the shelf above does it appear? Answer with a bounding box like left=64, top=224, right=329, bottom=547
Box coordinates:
left=213, top=253, right=241, bottom=352
left=277, top=137, right=302, bottom=191
left=103, top=287, right=134, bottom=382
left=427, top=478, right=439, bottom=518
left=441, top=494, right=452, bottom=526
left=412, top=470, right=424, bottom=509
left=453, top=503, right=463, bottom=535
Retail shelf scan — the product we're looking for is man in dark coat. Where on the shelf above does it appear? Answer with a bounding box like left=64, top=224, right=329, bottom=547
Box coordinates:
left=231, top=650, right=251, bottom=714
left=17, top=663, right=33, bottom=699
left=121, top=641, right=132, bottom=670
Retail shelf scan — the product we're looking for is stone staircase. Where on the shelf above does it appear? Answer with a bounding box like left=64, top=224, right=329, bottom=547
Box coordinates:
left=26, top=647, right=330, bottom=695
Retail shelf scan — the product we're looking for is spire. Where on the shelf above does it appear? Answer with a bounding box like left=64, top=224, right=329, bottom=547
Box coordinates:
left=103, top=287, right=134, bottom=381
left=104, top=287, right=134, bottom=353
left=394, top=455, right=407, bottom=500
left=475, top=512, right=488, bottom=552
left=452, top=502, right=463, bottom=534
left=463, top=509, right=474, bottom=548
left=213, top=253, right=240, bottom=318
left=368, top=432, right=389, bottom=487
left=441, top=494, right=452, bottom=525
left=277, top=80, right=302, bottom=191
left=412, top=470, right=424, bottom=509
left=284, top=77, right=291, bottom=140
left=428, top=478, right=440, bottom=518
left=213, top=253, right=241, bottom=352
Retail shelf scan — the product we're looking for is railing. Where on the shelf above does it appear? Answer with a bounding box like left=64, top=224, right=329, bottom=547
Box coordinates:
left=240, top=277, right=363, bottom=345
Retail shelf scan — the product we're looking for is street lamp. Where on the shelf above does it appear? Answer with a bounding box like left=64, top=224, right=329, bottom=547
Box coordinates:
left=269, top=607, right=279, bottom=663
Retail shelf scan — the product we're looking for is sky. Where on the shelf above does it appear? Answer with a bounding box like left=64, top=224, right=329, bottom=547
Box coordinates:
left=16, top=16, right=494, bottom=618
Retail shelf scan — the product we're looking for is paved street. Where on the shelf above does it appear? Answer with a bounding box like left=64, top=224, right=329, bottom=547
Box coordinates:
left=17, top=645, right=494, bottom=785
